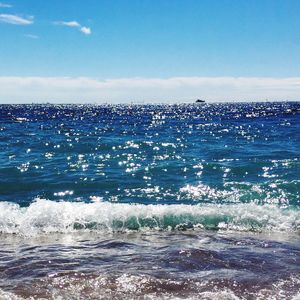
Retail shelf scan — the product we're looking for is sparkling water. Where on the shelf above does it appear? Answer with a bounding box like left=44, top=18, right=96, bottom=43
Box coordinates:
left=0, top=102, right=299, bottom=299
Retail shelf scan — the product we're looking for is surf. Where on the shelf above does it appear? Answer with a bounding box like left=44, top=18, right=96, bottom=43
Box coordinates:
left=0, top=198, right=299, bottom=235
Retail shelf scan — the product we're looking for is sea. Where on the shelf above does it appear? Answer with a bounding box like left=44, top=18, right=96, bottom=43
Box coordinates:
left=0, top=102, right=299, bottom=299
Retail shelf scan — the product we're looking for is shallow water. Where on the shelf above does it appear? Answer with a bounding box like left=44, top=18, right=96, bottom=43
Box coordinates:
left=0, top=231, right=299, bottom=299
left=0, top=102, right=299, bottom=299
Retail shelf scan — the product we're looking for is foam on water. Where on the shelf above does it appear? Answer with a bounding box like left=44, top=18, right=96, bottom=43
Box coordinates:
left=1, top=273, right=300, bottom=300
left=0, top=198, right=299, bottom=235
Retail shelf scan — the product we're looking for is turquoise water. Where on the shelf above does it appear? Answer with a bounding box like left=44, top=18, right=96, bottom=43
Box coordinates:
left=0, top=102, right=299, bottom=299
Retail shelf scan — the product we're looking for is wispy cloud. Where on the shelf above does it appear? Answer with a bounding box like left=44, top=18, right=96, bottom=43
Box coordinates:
left=54, top=20, right=91, bottom=35
left=0, top=2, right=12, bottom=8
left=0, top=76, right=300, bottom=103
left=0, top=14, right=33, bottom=25
left=24, top=34, right=39, bottom=39
left=54, top=20, right=80, bottom=27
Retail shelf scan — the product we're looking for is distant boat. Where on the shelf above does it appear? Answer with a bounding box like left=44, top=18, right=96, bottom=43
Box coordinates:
left=196, top=99, right=205, bottom=103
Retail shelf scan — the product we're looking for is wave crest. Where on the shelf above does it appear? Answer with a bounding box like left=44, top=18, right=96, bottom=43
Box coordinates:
left=0, top=199, right=299, bottom=235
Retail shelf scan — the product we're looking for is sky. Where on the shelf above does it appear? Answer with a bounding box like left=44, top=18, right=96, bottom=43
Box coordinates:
left=0, top=0, right=300, bottom=103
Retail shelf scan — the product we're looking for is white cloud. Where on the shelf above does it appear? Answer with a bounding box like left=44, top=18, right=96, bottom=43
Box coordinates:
left=54, top=20, right=80, bottom=27
left=0, top=2, right=11, bottom=7
left=0, top=14, right=33, bottom=25
left=0, top=76, right=299, bottom=103
left=24, top=34, right=39, bottom=39
left=80, top=26, right=91, bottom=35
left=54, top=20, right=92, bottom=35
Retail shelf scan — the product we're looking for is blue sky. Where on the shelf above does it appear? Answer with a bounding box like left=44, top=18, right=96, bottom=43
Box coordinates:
left=0, top=0, right=300, bottom=102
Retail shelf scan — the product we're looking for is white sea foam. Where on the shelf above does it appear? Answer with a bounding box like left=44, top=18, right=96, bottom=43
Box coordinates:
left=1, top=274, right=299, bottom=300
left=0, top=199, right=299, bottom=236
left=0, top=289, right=24, bottom=300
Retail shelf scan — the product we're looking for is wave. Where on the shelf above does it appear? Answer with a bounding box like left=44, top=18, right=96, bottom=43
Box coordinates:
left=0, top=199, right=299, bottom=235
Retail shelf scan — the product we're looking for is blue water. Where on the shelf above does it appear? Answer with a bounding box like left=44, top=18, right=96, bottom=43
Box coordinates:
left=0, top=102, right=299, bottom=299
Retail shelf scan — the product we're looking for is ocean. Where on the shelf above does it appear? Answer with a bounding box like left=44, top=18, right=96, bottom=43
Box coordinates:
left=0, top=102, right=299, bottom=299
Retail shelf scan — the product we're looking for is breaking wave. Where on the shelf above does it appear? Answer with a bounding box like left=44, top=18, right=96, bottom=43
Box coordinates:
left=0, top=199, right=299, bottom=235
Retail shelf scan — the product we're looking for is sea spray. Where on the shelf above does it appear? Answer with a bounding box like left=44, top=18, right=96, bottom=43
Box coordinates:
left=0, top=198, right=299, bottom=235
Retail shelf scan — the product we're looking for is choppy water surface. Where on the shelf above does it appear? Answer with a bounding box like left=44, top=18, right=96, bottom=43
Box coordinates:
left=0, top=102, right=299, bottom=299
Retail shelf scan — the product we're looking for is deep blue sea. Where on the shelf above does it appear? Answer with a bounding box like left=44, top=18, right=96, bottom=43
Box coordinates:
left=0, top=102, right=299, bottom=299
